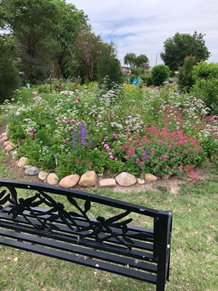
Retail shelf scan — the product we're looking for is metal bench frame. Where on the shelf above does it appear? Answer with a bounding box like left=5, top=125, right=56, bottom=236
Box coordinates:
left=0, top=180, right=172, bottom=291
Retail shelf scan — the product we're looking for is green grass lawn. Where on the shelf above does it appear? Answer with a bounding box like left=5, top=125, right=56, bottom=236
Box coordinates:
left=0, top=150, right=217, bottom=290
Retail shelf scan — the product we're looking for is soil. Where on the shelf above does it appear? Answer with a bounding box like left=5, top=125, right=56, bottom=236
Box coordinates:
left=0, top=122, right=209, bottom=195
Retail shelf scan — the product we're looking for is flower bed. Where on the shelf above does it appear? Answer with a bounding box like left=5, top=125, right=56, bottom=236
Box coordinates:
left=5, top=84, right=218, bottom=179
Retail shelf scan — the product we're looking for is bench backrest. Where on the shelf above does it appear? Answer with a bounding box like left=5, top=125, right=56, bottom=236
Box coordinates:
left=0, top=180, right=172, bottom=291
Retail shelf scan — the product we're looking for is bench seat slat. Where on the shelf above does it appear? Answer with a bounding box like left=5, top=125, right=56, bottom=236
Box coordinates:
left=0, top=236, right=157, bottom=284
left=0, top=228, right=157, bottom=273
left=0, top=220, right=154, bottom=261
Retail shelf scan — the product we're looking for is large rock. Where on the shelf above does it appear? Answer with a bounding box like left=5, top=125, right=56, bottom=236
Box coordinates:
left=115, top=172, right=136, bottom=187
left=5, top=144, right=14, bottom=151
left=79, top=171, right=97, bottom=187
left=47, top=173, right=59, bottom=185
left=25, top=166, right=40, bottom=176
left=17, top=157, right=28, bottom=168
left=137, top=178, right=145, bottom=185
left=99, top=178, right=116, bottom=187
left=3, top=140, right=13, bottom=146
left=38, top=171, right=49, bottom=181
left=144, top=174, right=157, bottom=182
left=0, top=135, right=8, bottom=144
left=59, top=174, right=80, bottom=188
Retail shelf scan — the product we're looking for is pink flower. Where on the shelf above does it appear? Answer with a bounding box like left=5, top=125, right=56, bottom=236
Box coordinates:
left=169, top=172, right=173, bottom=175
left=192, top=176, right=199, bottom=182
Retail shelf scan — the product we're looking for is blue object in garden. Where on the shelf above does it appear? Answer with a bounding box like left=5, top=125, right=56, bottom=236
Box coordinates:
left=128, top=78, right=137, bottom=85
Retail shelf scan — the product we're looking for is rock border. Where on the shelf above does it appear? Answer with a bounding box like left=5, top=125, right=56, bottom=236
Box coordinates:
left=1, top=132, right=197, bottom=192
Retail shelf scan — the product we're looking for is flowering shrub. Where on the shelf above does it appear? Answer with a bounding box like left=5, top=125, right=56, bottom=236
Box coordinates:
left=119, top=125, right=206, bottom=176
left=4, top=83, right=218, bottom=178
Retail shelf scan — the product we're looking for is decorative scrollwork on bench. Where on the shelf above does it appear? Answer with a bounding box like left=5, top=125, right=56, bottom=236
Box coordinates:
left=0, top=187, right=134, bottom=249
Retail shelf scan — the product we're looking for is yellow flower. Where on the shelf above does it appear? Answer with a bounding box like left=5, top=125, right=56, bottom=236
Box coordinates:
left=38, top=107, right=42, bottom=110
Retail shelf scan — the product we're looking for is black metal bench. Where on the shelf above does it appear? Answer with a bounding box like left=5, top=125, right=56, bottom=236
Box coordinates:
left=0, top=180, right=172, bottom=291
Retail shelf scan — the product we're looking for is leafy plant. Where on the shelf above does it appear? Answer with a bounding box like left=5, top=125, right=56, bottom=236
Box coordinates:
left=151, top=65, right=170, bottom=86
left=177, top=56, right=195, bottom=92
left=192, top=61, right=218, bottom=114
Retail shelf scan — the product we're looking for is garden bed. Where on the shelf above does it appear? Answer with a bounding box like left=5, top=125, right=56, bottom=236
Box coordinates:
left=2, top=84, right=218, bottom=185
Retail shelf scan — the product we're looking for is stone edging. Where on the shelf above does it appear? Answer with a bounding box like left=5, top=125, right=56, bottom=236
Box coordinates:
left=1, top=133, right=159, bottom=189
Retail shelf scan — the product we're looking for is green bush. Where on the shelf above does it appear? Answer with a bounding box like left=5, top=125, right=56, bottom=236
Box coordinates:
left=151, top=65, right=170, bottom=86
left=97, top=43, right=123, bottom=90
left=177, top=56, right=195, bottom=92
left=0, top=37, right=19, bottom=103
left=129, top=74, right=137, bottom=83
left=192, top=61, right=218, bottom=114
left=145, top=75, right=153, bottom=86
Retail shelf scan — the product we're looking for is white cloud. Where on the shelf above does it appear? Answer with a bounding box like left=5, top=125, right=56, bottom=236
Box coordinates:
left=67, top=0, right=218, bottom=66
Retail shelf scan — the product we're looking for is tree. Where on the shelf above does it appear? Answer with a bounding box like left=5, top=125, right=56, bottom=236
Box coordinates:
left=0, top=0, right=89, bottom=82
left=0, top=0, right=61, bottom=83
left=136, top=54, right=149, bottom=69
left=0, top=36, right=19, bottom=103
left=124, top=53, right=137, bottom=68
left=151, top=65, right=170, bottom=86
left=54, top=1, right=88, bottom=78
left=97, top=42, right=123, bottom=89
left=160, top=32, right=210, bottom=72
left=74, top=28, right=101, bottom=81
left=177, top=56, right=195, bottom=92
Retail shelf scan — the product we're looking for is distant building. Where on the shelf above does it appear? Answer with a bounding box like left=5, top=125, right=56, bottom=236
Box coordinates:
left=121, top=66, right=129, bottom=75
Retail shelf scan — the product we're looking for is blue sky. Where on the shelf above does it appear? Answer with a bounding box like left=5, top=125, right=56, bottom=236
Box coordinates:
left=67, top=0, right=218, bottom=67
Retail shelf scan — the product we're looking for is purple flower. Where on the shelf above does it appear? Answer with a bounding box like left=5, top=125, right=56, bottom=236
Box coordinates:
left=143, top=150, right=148, bottom=160
left=89, top=139, right=93, bottom=149
left=80, top=127, right=87, bottom=145
left=79, top=121, right=83, bottom=136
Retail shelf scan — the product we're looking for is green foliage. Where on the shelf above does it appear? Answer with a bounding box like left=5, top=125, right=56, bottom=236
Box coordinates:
left=74, top=28, right=102, bottom=82
left=124, top=53, right=137, bottom=68
left=177, top=56, right=196, bottom=92
left=0, top=36, right=19, bottom=103
left=124, top=53, right=149, bottom=69
left=105, top=159, right=124, bottom=174
left=192, top=61, right=218, bottom=114
left=151, top=65, right=170, bottom=86
left=54, top=1, right=88, bottom=78
left=97, top=42, right=123, bottom=89
left=0, top=0, right=88, bottom=82
left=135, top=55, right=149, bottom=69
left=160, top=31, right=210, bottom=72
left=1, top=0, right=61, bottom=83
left=4, top=85, right=218, bottom=179
left=144, top=75, right=153, bottom=86
left=129, top=74, right=137, bottom=83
